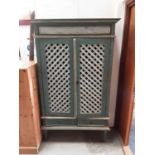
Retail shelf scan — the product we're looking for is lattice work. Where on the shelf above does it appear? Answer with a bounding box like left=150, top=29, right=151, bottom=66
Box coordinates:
left=44, top=43, right=71, bottom=113
left=79, top=44, right=105, bottom=114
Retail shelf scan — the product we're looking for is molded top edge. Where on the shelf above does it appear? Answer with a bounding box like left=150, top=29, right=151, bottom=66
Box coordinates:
left=31, top=18, right=120, bottom=25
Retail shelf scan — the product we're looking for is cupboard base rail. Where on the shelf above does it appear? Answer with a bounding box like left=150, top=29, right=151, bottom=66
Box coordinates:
left=42, top=126, right=110, bottom=131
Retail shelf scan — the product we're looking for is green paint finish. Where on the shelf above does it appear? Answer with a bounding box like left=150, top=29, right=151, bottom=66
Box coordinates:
left=104, top=38, right=115, bottom=116
left=35, top=38, right=46, bottom=116
left=37, top=38, right=75, bottom=117
left=76, top=38, right=111, bottom=126
left=31, top=18, right=120, bottom=36
left=78, top=119, right=108, bottom=127
left=33, top=19, right=119, bottom=128
left=36, top=38, right=113, bottom=126
left=31, top=18, right=120, bottom=30
left=42, top=118, right=77, bottom=126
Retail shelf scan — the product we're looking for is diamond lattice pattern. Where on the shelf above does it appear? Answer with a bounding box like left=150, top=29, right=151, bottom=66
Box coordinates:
left=44, top=43, right=71, bottom=113
left=80, top=44, right=105, bottom=114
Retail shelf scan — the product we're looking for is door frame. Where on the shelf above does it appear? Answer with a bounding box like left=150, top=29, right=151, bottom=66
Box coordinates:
left=115, top=0, right=135, bottom=145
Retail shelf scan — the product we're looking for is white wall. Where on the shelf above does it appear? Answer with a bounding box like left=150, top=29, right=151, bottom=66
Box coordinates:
left=19, top=26, right=30, bottom=61
left=35, top=0, right=118, bottom=19
left=109, top=0, right=125, bottom=126
left=35, top=0, right=125, bottom=126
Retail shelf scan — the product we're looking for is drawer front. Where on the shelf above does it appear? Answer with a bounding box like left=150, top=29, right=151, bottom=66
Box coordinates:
left=76, top=38, right=112, bottom=125
left=36, top=38, right=75, bottom=117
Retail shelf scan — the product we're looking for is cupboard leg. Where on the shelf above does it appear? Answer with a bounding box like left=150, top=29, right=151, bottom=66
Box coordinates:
left=103, top=130, right=108, bottom=142
left=42, top=130, right=48, bottom=140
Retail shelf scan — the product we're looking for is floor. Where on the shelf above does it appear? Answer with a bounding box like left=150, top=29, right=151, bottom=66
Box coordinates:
left=22, top=129, right=124, bottom=155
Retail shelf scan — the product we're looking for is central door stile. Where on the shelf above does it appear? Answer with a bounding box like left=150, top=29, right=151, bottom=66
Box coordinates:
left=73, top=38, right=78, bottom=120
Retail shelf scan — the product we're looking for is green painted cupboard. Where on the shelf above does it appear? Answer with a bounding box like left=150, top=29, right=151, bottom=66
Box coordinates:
left=31, top=19, right=119, bottom=131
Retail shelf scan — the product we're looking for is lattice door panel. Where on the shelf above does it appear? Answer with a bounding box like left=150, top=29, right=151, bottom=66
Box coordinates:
left=39, top=39, right=74, bottom=116
left=76, top=38, right=110, bottom=117
left=79, top=43, right=104, bottom=114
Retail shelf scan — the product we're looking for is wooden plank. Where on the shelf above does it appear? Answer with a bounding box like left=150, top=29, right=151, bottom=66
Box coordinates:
left=115, top=0, right=135, bottom=145
left=19, top=61, right=41, bottom=154
left=27, top=63, right=41, bottom=148
left=19, top=70, right=36, bottom=147
left=19, top=146, right=39, bottom=154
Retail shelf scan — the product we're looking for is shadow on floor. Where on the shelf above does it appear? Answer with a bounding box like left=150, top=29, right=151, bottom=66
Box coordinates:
left=38, top=129, right=124, bottom=155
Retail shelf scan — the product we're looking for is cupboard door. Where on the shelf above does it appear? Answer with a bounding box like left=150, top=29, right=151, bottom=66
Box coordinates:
left=76, top=38, right=111, bottom=126
left=37, top=38, right=75, bottom=120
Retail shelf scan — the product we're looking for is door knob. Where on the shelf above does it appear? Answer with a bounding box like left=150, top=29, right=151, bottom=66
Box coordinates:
left=76, top=80, right=79, bottom=85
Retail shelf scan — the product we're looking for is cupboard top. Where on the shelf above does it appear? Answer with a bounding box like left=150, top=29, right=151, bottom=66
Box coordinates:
left=31, top=18, right=120, bottom=36
left=31, top=18, right=120, bottom=25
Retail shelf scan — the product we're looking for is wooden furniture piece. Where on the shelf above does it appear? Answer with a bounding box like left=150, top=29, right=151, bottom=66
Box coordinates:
left=115, top=0, right=135, bottom=145
left=19, top=61, right=41, bottom=154
left=31, top=19, right=119, bottom=132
